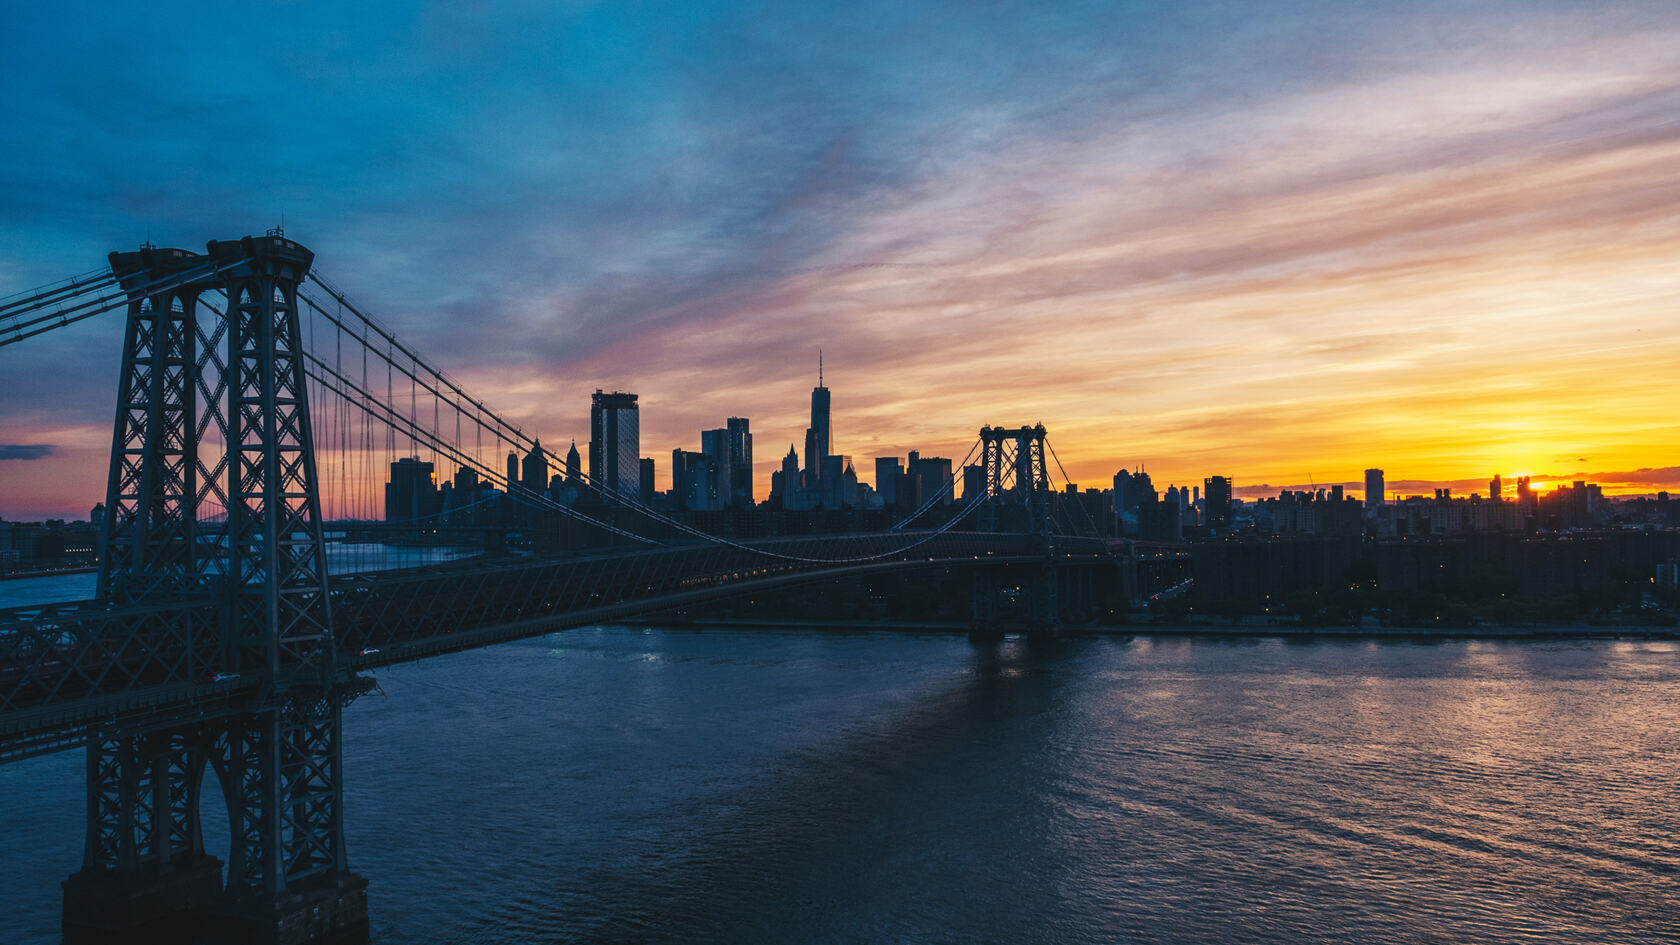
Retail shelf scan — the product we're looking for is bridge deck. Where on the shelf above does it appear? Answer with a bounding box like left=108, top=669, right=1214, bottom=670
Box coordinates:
left=0, top=532, right=1141, bottom=761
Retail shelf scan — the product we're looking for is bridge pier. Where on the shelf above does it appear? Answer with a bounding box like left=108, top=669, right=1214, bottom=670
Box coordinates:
left=208, top=873, right=369, bottom=945
left=969, top=563, right=1064, bottom=642
left=63, top=853, right=226, bottom=945
left=61, top=725, right=224, bottom=943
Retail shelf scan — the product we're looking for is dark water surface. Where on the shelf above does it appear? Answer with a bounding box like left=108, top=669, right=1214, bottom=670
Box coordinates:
left=3, top=625, right=1677, bottom=944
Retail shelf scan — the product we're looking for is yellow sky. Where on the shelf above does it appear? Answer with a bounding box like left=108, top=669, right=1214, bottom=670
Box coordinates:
left=486, top=39, right=1680, bottom=501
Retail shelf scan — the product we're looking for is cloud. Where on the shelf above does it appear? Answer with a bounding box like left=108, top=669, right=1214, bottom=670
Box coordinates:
left=0, top=444, right=55, bottom=460
left=5, top=2, right=1680, bottom=513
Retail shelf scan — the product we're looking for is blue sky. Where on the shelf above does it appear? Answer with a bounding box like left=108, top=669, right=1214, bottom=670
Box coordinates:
left=4, top=1, right=1680, bottom=517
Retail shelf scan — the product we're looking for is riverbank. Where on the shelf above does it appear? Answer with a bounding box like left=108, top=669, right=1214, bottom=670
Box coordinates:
left=666, top=616, right=1680, bottom=640
left=0, top=567, right=97, bottom=581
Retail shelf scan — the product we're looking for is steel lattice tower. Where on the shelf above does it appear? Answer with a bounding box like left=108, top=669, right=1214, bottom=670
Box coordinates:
left=970, top=424, right=1060, bottom=640
left=66, top=234, right=367, bottom=945
left=977, top=424, right=1050, bottom=535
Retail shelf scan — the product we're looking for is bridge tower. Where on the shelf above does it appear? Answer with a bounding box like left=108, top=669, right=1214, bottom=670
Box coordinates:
left=64, top=234, right=367, bottom=945
left=971, top=424, right=1060, bottom=642
left=977, top=424, right=1050, bottom=534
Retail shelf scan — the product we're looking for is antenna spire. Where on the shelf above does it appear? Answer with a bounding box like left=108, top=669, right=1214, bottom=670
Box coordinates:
left=819, top=349, right=823, bottom=386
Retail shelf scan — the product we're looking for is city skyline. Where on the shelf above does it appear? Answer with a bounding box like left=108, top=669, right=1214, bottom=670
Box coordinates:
left=4, top=2, right=1680, bottom=518
left=0, top=355, right=1673, bottom=522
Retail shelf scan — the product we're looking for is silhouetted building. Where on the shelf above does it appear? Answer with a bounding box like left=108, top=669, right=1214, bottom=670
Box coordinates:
left=565, top=441, right=581, bottom=484
left=1204, top=476, right=1233, bottom=532
left=590, top=390, right=640, bottom=500
left=876, top=457, right=903, bottom=506
left=522, top=440, right=550, bottom=494
left=1365, top=468, right=1384, bottom=510
left=1262, top=488, right=1365, bottom=537
left=894, top=468, right=924, bottom=511
left=639, top=457, right=656, bottom=506
left=385, top=457, right=437, bottom=525
left=804, top=356, right=831, bottom=485
left=673, top=449, right=720, bottom=511
left=701, top=417, right=754, bottom=508
left=770, top=445, right=800, bottom=507
left=907, top=451, right=954, bottom=506
left=963, top=464, right=986, bottom=502
left=447, top=467, right=481, bottom=524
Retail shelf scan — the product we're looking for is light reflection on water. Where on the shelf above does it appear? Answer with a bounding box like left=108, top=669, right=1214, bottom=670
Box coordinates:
left=0, top=594, right=1676, bottom=943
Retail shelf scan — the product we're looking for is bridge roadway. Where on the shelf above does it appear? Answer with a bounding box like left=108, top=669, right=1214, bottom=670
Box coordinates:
left=0, top=530, right=1119, bottom=762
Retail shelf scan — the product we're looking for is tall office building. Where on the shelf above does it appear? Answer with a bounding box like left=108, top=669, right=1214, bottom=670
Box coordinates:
left=673, top=449, right=720, bottom=511
left=565, top=441, right=581, bottom=484
left=1489, top=474, right=1503, bottom=501
left=589, top=390, right=640, bottom=500
left=725, top=417, right=753, bottom=507
left=876, top=457, right=903, bottom=506
left=805, top=356, right=831, bottom=482
left=505, top=450, right=519, bottom=491
left=701, top=418, right=754, bottom=508
left=962, top=464, right=986, bottom=502
left=770, top=445, right=800, bottom=505
left=1112, top=469, right=1133, bottom=514
left=1365, top=468, right=1385, bottom=509
left=385, top=457, right=436, bottom=524
left=906, top=451, right=954, bottom=506
left=1204, top=475, right=1233, bottom=531
left=521, top=440, right=550, bottom=494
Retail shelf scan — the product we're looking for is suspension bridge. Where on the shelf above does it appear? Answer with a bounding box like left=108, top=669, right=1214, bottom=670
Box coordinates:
left=0, top=233, right=1189, bottom=944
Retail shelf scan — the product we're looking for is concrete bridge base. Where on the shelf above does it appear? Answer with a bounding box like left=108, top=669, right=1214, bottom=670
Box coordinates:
left=209, top=873, right=369, bottom=945
left=62, top=854, right=225, bottom=945
left=63, top=863, right=367, bottom=945
left=1024, top=623, right=1064, bottom=644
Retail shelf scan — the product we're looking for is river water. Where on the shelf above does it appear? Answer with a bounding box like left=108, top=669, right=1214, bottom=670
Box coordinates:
left=1, top=573, right=1677, bottom=943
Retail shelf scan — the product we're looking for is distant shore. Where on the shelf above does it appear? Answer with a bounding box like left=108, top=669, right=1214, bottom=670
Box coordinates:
left=663, top=616, right=1680, bottom=640
left=0, top=567, right=97, bottom=581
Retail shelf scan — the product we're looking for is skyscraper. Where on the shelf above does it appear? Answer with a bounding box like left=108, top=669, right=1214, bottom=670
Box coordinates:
left=906, top=451, right=954, bottom=506
left=876, top=457, right=903, bottom=506
left=521, top=439, right=550, bottom=494
left=700, top=418, right=754, bottom=508
left=1204, top=475, right=1233, bottom=531
left=565, top=441, right=581, bottom=484
left=672, top=449, right=720, bottom=511
left=1365, top=468, right=1385, bottom=509
left=725, top=417, right=753, bottom=507
left=589, top=390, right=640, bottom=500
left=385, top=457, right=437, bottom=524
left=771, top=444, right=800, bottom=505
left=639, top=457, right=656, bottom=506
left=1490, top=474, right=1503, bottom=501
left=805, top=355, right=830, bottom=483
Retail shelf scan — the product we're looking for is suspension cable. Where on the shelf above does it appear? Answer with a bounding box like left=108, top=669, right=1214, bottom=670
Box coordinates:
left=299, top=280, right=986, bottom=561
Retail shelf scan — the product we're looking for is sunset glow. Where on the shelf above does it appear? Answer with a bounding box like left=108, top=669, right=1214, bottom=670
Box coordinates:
left=2, top=2, right=1678, bottom=519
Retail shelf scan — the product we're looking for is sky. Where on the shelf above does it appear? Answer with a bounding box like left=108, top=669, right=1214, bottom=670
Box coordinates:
left=2, top=0, right=1679, bottom=520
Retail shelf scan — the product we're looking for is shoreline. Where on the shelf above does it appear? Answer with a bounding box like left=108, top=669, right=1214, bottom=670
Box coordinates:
left=0, top=567, right=97, bottom=581
left=660, top=616, right=1680, bottom=640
